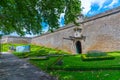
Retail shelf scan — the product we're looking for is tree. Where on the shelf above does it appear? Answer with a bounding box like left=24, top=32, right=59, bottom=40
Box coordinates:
left=0, top=0, right=82, bottom=36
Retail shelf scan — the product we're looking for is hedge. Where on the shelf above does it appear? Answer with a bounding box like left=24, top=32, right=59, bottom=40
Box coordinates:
left=81, top=54, right=115, bottom=61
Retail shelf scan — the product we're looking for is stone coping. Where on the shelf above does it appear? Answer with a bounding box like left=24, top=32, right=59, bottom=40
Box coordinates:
left=81, top=6, right=120, bottom=24
left=1, top=36, right=32, bottom=39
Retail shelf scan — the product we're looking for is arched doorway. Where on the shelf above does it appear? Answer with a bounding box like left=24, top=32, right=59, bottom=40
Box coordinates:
left=76, top=41, right=82, bottom=54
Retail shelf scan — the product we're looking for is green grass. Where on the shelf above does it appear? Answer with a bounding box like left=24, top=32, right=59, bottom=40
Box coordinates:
left=29, top=55, right=120, bottom=70
left=3, top=43, right=120, bottom=80
left=2, top=43, right=70, bottom=58
left=81, top=54, right=115, bottom=61
left=29, top=52, right=120, bottom=80
left=2, top=43, right=26, bottom=52
left=49, top=70, right=120, bottom=80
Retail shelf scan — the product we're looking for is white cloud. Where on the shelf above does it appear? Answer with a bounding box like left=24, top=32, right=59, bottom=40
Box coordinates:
left=81, top=0, right=107, bottom=15
left=25, top=34, right=36, bottom=37
left=107, top=0, right=118, bottom=8
left=81, top=0, right=92, bottom=15
left=91, top=0, right=107, bottom=9
left=60, top=13, right=65, bottom=18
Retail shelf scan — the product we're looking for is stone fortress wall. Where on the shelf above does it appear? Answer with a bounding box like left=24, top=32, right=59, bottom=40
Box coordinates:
left=31, top=24, right=76, bottom=53
left=82, top=7, right=120, bottom=53
left=0, top=36, right=32, bottom=44
left=1, top=6, right=120, bottom=53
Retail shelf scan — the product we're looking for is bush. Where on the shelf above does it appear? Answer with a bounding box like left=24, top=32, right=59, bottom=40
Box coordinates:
left=58, top=50, right=70, bottom=54
left=49, top=51, right=58, bottom=54
left=28, top=51, right=47, bottom=57
left=13, top=52, right=29, bottom=58
left=38, top=49, right=49, bottom=54
left=86, top=50, right=107, bottom=57
left=8, top=43, right=70, bottom=58
left=81, top=54, right=115, bottom=61
left=29, top=56, right=49, bottom=60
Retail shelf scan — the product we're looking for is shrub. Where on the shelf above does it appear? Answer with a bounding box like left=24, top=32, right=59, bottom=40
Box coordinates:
left=29, top=51, right=47, bottom=57
left=86, top=50, right=107, bottom=57
left=29, top=56, right=49, bottom=60
left=38, top=49, right=49, bottom=54
left=49, top=51, right=58, bottom=54
left=13, top=52, right=29, bottom=58
left=81, top=54, right=115, bottom=61
left=7, top=43, right=70, bottom=58
left=58, top=50, right=70, bottom=54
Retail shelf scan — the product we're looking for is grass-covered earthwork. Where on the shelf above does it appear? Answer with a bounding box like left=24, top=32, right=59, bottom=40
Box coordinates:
left=2, top=43, right=120, bottom=80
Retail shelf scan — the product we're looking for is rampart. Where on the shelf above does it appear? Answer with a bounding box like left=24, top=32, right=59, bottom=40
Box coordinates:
left=1, top=6, right=120, bottom=53
left=32, top=6, right=120, bottom=53
left=1, top=36, right=32, bottom=44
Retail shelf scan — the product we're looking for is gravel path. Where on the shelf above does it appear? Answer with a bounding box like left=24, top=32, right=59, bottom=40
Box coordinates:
left=0, top=52, right=57, bottom=80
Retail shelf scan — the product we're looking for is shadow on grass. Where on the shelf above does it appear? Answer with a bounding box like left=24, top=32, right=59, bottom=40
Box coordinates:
left=47, top=67, right=120, bottom=71
left=47, top=64, right=120, bottom=71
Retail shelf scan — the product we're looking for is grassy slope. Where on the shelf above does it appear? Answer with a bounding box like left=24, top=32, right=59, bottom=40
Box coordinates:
left=2, top=43, right=120, bottom=80
left=30, top=53, right=120, bottom=80
left=30, top=54, right=120, bottom=69
left=2, top=43, right=49, bottom=52
left=2, top=43, right=26, bottom=52
left=2, top=43, right=70, bottom=58
left=50, top=70, right=120, bottom=80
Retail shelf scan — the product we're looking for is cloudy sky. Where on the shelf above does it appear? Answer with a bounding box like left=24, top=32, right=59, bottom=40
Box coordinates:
left=81, top=0, right=120, bottom=16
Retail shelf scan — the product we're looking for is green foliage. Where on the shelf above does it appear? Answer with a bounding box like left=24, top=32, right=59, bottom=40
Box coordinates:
left=86, top=50, right=107, bottom=57
left=38, top=49, right=49, bottom=54
left=2, top=43, right=27, bottom=52
left=29, top=57, right=49, bottom=60
left=81, top=50, right=115, bottom=61
left=29, top=52, right=120, bottom=80
left=27, top=52, right=120, bottom=80
left=48, top=55, right=64, bottom=68
left=13, top=52, right=29, bottom=58
left=81, top=54, right=115, bottom=61
left=0, top=0, right=82, bottom=35
left=58, top=50, right=71, bottom=54
left=49, top=51, right=58, bottom=54
left=50, top=70, right=120, bottom=80
left=1, top=43, right=70, bottom=58
left=29, top=54, right=118, bottom=71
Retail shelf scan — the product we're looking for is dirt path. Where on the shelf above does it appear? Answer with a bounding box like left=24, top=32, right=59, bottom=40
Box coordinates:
left=0, top=52, right=56, bottom=80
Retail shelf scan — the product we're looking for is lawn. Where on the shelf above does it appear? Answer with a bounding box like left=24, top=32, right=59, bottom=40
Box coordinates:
left=29, top=53, right=120, bottom=80
left=1, top=43, right=26, bottom=52
left=48, top=70, right=120, bottom=80
left=2, top=43, right=70, bottom=58
left=2, top=43, right=120, bottom=80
